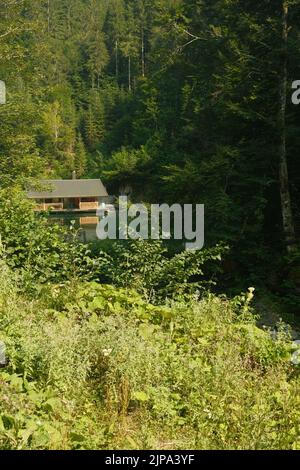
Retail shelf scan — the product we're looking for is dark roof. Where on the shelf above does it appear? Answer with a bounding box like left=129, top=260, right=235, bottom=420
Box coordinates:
left=27, top=179, right=108, bottom=199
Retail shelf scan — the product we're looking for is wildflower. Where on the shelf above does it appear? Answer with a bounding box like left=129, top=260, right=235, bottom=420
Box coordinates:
left=102, top=348, right=113, bottom=357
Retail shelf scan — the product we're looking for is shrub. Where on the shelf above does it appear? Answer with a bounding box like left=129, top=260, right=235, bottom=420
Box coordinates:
left=0, top=187, right=99, bottom=288
left=96, top=238, right=227, bottom=302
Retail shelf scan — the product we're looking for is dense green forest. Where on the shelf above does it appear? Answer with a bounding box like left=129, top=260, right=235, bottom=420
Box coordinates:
left=1, top=0, right=300, bottom=451
left=1, top=0, right=300, bottom=287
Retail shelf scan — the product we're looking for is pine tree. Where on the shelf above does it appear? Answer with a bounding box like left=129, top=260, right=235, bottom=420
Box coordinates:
left=74, top=133, right=87, bottom=177
left=86, top=0, right=109, bottom=88
left=106, top=0, right=126, bottom=81
left=120, top=3, right=139, bottom=91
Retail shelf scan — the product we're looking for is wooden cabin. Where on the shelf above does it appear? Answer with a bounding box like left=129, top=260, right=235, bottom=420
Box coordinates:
left=27, top=176, right=109, bottom=213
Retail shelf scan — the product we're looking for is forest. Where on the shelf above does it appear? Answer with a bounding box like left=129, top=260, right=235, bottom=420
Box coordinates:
left=1, top=0, right=300, bottom=451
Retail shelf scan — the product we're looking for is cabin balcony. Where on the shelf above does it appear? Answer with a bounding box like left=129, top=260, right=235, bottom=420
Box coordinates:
left=34, top=202, right=64, bottom=211
left=33, top=198, right=101, bottom=213
left=79, top=201, right=99, bottom=211
left=45, top=202, right=64, bottom=211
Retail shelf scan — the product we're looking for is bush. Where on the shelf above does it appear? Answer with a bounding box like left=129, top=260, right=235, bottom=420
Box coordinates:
left=96, top=238, right=227, bottom=302
left=0, top=187, right=99, bottom=288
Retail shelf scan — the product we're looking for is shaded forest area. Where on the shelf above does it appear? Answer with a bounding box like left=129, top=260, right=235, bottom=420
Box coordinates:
left=0, top=1, right=300, bottom=303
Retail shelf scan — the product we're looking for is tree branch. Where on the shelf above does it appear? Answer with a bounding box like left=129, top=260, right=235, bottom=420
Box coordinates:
left=0, top=27, right=19, bottom=40
left=174, top=23, right=210, bottom=51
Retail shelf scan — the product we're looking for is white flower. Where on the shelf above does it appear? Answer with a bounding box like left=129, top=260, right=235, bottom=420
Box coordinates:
left=102, top=348, right=113, bottom=357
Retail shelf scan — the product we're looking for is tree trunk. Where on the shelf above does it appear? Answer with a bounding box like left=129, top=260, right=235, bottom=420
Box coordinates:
left=279, top=1, right=296, bottom=252
left=47, top=0, right=50, bottom=34
left=128, top=56, right=131, bottom=92
left=141, top=29, right=145, bottom=77
left=67, top=5, right=72, bottom=35
left=115, top=39, right=119, bottom=80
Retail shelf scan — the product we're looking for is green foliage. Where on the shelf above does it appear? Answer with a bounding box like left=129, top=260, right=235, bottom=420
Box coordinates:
left=281, top=248, right=300, bottom=312
left=102, top=146, right=150, bottom=192
left=1, top=0, right=299, bottom=286
left=47, top=281, right=173, bottom=324
left=1, top=259, right=300, bottom=450
left=97, top=239, right=226, bottom=302
left=0, top=188, right=98, bottom=286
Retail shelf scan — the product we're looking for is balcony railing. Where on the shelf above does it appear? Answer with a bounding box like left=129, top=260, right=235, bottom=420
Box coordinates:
left=80, top=217, right=99, bottom=225
left=45, top=202, right=64, bottom=211
left=34, top=202, right=64, bottom=211
left=79, top=201, right=99, bottom=211
left=34, top=201, right=100, bottom=212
